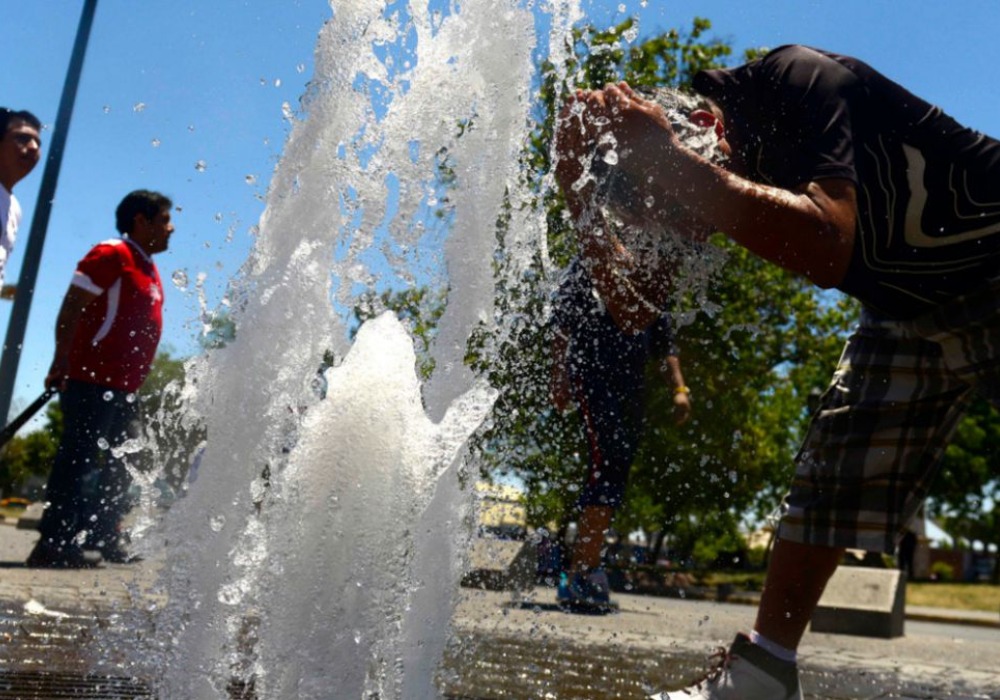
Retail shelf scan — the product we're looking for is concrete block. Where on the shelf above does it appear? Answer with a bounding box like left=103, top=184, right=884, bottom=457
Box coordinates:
left=461, top=538, right=537, bottom=592
left=811, top=565, right=905, bottom=638
left=15, top=503, right=45, bottom=530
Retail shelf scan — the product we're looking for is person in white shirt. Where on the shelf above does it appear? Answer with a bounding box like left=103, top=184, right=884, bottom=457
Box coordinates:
left=0, top=108, right=43, bottom=299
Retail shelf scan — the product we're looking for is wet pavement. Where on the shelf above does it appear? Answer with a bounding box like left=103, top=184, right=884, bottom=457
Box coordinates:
left=444, top=588, right=1000, bottom=699
left=1, top=519, right=999, bottom=699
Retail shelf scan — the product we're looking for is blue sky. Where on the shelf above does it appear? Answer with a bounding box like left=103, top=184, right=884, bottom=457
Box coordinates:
left=3, top=0, right=1000, bottom=416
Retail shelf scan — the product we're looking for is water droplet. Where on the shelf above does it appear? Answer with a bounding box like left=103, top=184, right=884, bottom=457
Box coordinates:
left=97, top=437, right=110, bottom=450
left=281, top=102, right=294, bottom=120
left=209, top=515, right=226, bottom=532
left=195, top=160, right=207, bottom=172
left=353, top=630, right=362, bottom=644
left=296, top=63, right=305, bottom=74
left=151, top=138, right=161, bottom=148
left=172, top=270, right=189, bottom=291
left=618, top=3, right=626, bottom=12
left=245, top=174, right=258, bottom=186
left=133, top=102, right=147, bottom=113
left=126, top=393, right=137, bottom=404
left=103, top=391, right=114, bottom=401
left=187, top=124, right=196, bottom=132
left=102, top=105, right=111, bottom=114
left=274, top=78, right=282, bottom=88
left=602, top=149, right=619, bottom=166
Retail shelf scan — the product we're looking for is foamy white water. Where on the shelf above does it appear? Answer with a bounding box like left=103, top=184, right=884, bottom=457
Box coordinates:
left=142, top=2, right=580, bottom=698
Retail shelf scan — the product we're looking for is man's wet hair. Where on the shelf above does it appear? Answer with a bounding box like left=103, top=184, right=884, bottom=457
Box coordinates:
left=115, top=189, right=173, bottom=234
left=0, top=108, right=42, bottom=136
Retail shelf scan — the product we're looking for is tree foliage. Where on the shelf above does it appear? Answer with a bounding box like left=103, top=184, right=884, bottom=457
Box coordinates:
left=932, top=398, right=1000, bottom=578
left=0, top=401, right=62, bottom=498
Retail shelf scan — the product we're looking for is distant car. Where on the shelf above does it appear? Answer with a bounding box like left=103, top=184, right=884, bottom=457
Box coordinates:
left=0, top=497, right=31, bottom=509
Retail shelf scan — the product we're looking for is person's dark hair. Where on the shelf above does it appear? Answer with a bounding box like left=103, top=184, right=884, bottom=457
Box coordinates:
left=0, top=108, right=42, bottom=136
left=115, top=189, right=172, bottom=234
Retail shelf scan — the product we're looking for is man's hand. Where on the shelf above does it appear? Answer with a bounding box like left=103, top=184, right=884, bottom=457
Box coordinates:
left=673, top=390, right=692, bottom=425
left=598, top=83, right=680, bottom=176
left=45, top=357, right=69, bottom=392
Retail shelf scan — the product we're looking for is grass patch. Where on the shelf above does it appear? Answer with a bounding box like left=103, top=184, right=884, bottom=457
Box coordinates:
left=703, top=570, right=766, bottom=591
left=906, top=582, right=1000, bottom=613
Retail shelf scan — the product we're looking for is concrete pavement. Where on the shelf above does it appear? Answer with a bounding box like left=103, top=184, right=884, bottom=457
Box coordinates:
left=444, top=587, right=1000, bottom=699
left=2, top=519, right=999, bottom=699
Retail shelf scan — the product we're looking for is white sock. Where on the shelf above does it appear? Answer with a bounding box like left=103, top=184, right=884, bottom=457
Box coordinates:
left=749, top=630, right=798, bottom=664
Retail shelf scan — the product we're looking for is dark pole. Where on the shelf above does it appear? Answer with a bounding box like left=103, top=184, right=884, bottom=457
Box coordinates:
left=0, top=0, right=99, bottom=423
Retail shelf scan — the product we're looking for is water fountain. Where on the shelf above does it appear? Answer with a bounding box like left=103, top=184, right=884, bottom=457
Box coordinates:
left=138, top=2, right=575, bottom=698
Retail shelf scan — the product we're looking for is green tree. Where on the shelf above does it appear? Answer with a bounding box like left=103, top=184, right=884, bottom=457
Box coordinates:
left=0, top=400, right=62, bottom=498
left=931, top=397, right=1000, bottom=582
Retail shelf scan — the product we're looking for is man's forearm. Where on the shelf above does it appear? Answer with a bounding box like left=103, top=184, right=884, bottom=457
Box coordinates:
left=48, top=286, right=96, bottom=380
left=637, top=136, right=856, bottom=288
left=50, top=305, right=81, bottom=369
left=658, top=355, right=685, bottom=388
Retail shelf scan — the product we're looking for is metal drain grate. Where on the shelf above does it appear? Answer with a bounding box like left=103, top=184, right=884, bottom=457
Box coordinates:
left=0, top=670, right=154, bottom=699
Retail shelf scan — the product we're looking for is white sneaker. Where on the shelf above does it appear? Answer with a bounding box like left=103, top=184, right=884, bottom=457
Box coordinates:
left=649, top=633, right=802, bottom=700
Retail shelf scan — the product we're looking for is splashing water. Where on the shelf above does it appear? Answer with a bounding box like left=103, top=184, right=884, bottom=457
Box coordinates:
left=140, top=2, right=569, bottom=698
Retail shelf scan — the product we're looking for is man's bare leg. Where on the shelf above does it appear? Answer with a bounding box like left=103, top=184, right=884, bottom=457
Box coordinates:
left=754, top=538, right=844, bottom=650
left=571, top=505, right=614, bottom=571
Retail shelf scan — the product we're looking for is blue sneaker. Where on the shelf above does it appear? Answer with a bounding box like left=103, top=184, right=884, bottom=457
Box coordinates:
left=556, top=569, right=613, bottom=611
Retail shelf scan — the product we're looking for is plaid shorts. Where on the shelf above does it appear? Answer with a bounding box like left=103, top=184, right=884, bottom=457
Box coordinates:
left=779, top=277, right=1000, bottom=553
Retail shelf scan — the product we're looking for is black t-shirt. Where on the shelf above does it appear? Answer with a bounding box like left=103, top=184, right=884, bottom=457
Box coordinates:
left=694, top=45, right=1000, bottom=318
left=553, top=261, right=678, bottom=393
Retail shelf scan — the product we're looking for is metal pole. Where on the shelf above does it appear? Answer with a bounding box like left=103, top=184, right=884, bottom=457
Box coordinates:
left=0, top=0, right=99, bottom=423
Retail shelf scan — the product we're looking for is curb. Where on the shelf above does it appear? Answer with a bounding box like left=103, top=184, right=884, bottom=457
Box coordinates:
left=905, top=609, right=1000, bottom=629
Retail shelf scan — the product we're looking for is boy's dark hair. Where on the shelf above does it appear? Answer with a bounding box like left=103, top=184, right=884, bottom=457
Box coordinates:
left=115, top=189, right=172, bottom=234
left=0, top=108, right=42, bottom=136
